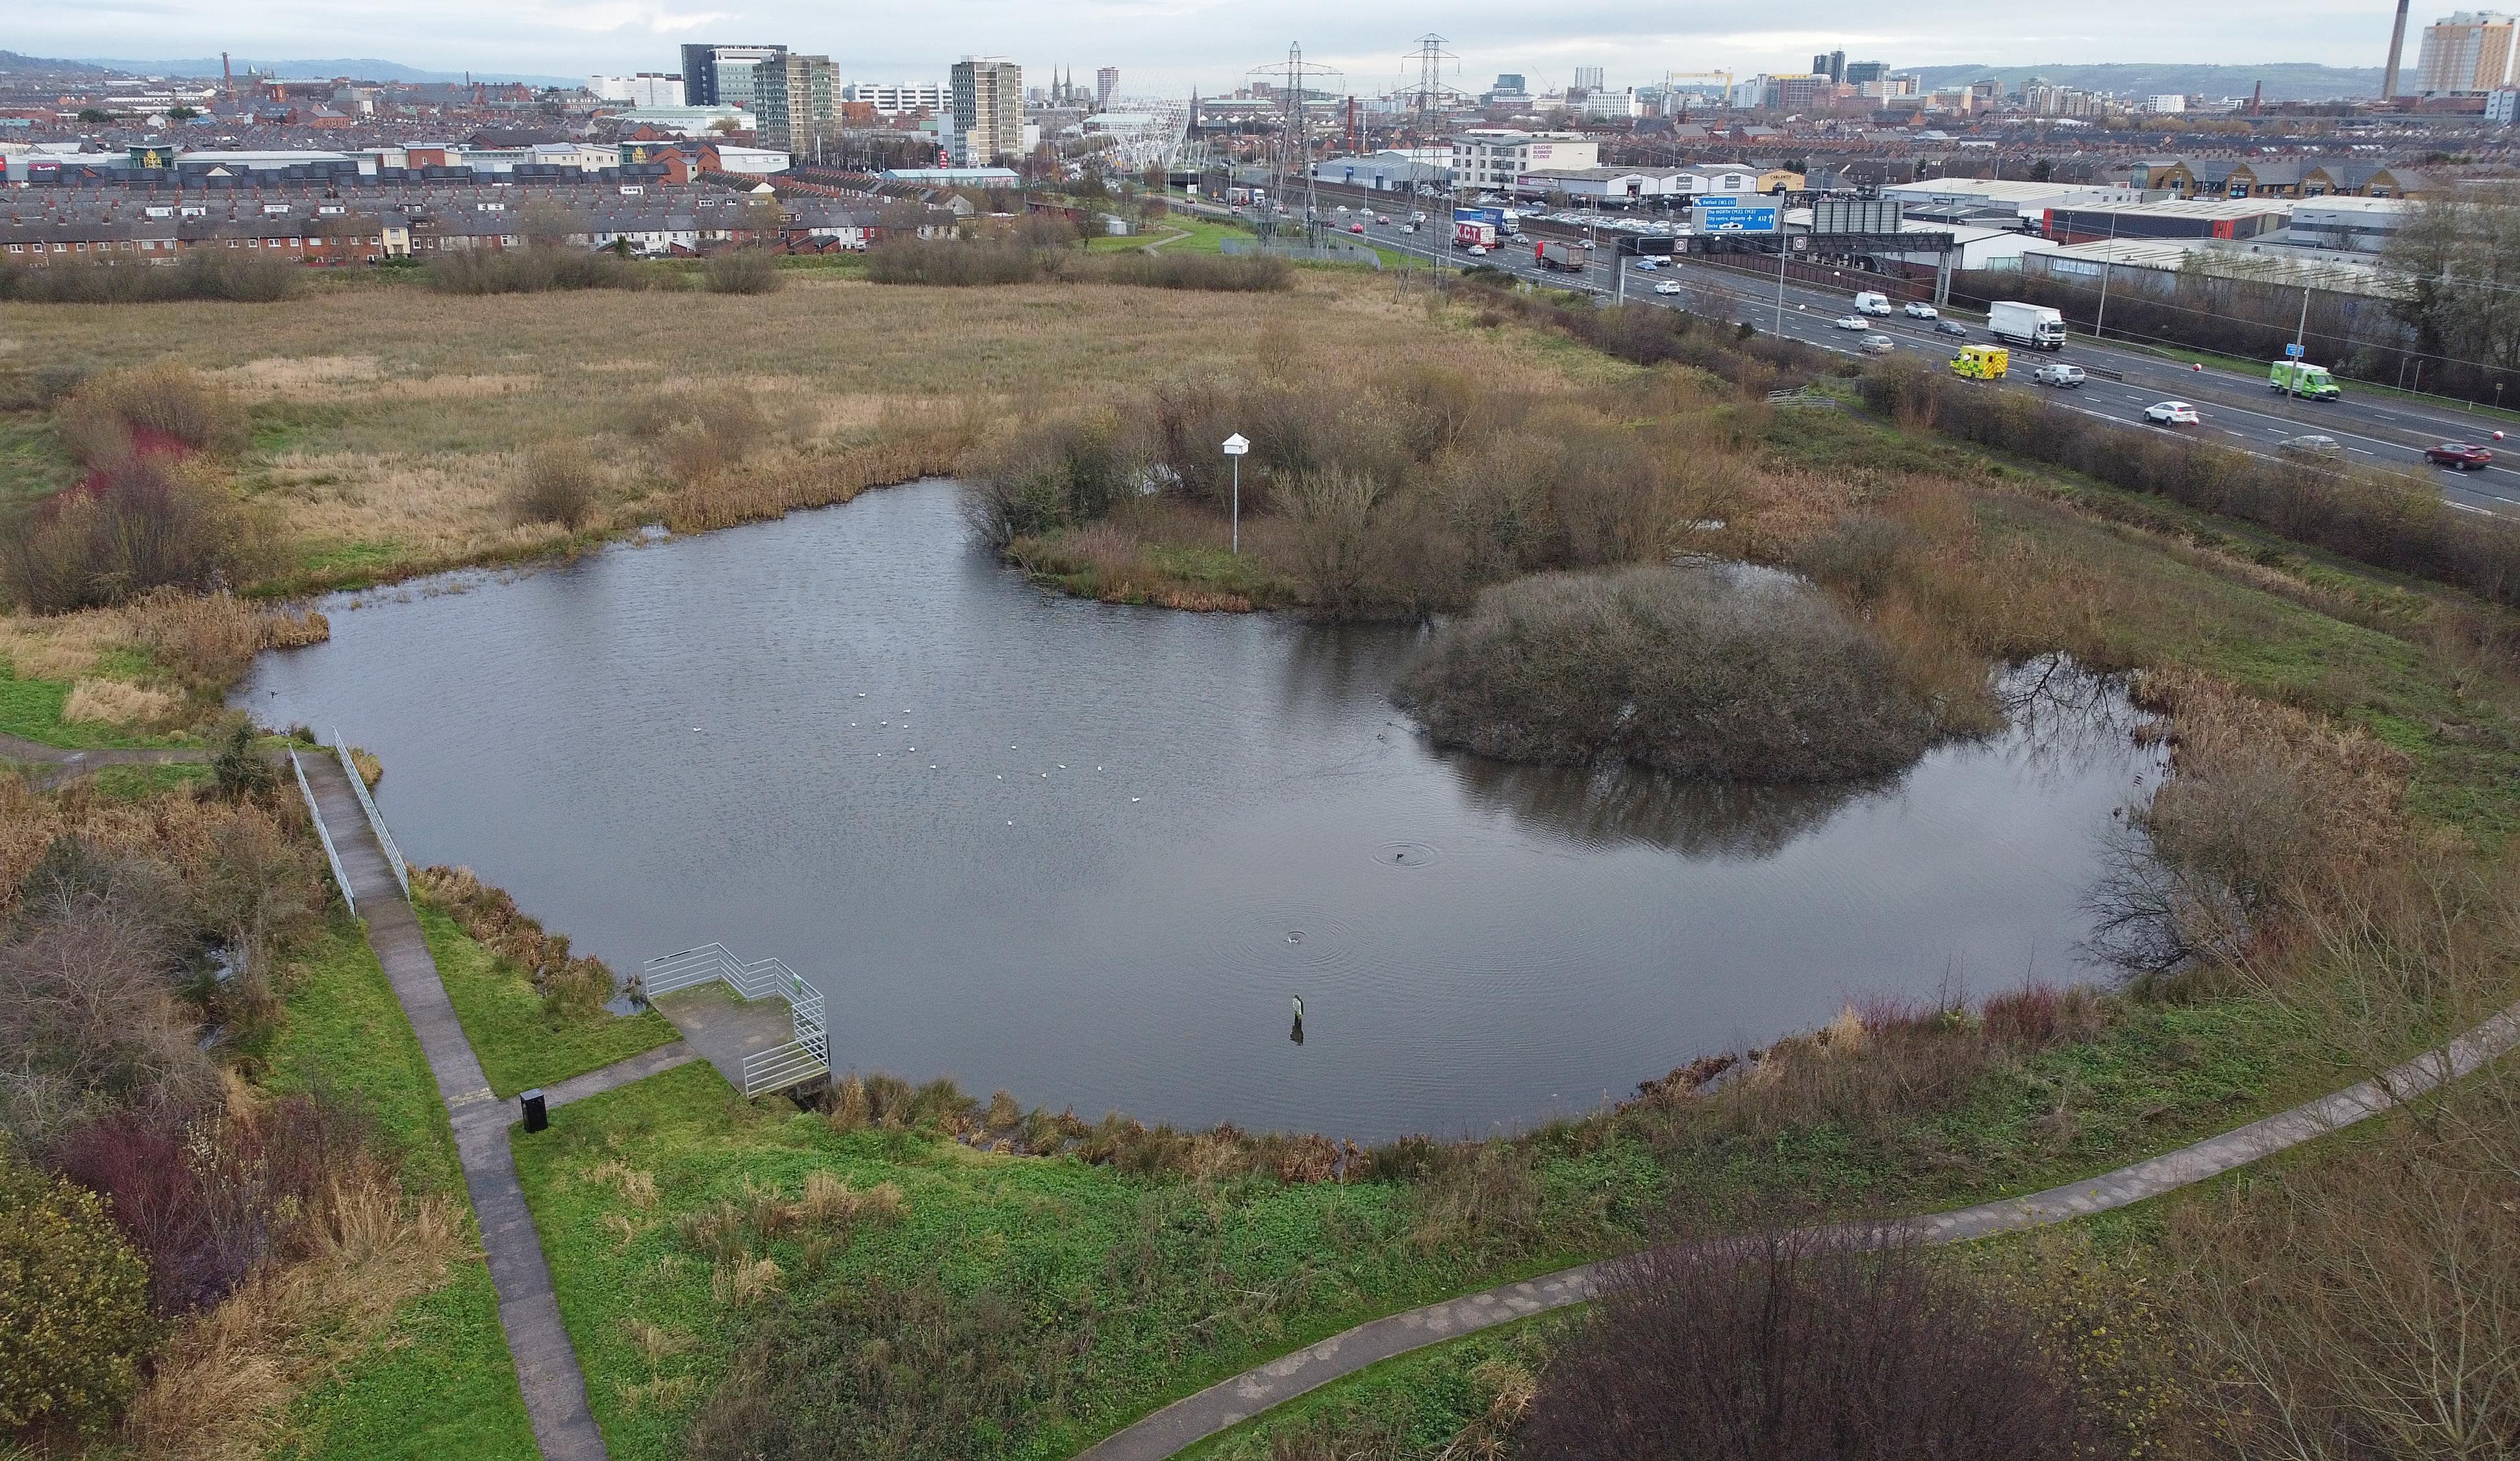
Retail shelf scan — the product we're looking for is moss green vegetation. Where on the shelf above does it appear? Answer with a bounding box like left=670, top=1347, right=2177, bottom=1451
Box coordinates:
left=418, top=900, right=678, bottom=1098
left=0, top=415, right=72, bottom=504
left=81, top=762, right=215, bottom=800
left=261, top=919, right=539, bottom=1460
left=512, top=988, right=2318, bottom=1461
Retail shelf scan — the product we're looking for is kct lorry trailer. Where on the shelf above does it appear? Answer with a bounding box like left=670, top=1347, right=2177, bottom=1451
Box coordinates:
left=1986, top=301, right=2068, bottom=350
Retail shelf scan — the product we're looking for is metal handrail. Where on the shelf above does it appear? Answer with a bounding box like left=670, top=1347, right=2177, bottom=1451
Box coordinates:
left=331, top=729, right=409, bottom=900
left=642, top=942, right=829, bottom=1097
left=290, top=750, right=355, bottom=919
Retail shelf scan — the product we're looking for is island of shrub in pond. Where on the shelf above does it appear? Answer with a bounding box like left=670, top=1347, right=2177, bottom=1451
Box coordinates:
left=1396, top=564, right=1965, bottom=783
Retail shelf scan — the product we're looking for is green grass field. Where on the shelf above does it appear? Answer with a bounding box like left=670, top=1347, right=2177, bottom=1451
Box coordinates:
left=418, top=901, right=679, bottom=1097
left=262, top=919, right=540, bottom=1461
left=508, top=985, right=2321, bottom=1460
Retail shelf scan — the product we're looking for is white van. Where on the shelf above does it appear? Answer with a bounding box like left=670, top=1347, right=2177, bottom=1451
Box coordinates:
left=1854, top=291, right=1893, bottom=315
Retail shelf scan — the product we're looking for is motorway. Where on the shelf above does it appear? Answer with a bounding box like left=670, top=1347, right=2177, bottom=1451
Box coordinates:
left=1218, top=199, right=2520, bottom=519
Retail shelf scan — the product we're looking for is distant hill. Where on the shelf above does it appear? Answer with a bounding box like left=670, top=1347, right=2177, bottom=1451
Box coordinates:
left=0, top=49, right=110, bottom=77
left=1898, top=63, right=2384, bottom=102
left=73, top=56, right=579, bottom=86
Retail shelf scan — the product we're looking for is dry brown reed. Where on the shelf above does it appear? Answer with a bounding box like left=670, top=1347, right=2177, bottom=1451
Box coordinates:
left=54, top=360, right=249, bottom=466
left=118, top=1170, right=468, bottom=1461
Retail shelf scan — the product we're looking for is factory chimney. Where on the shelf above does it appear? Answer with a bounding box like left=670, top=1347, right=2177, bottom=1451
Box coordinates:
left=2383, top=0, right=2412, bottom=100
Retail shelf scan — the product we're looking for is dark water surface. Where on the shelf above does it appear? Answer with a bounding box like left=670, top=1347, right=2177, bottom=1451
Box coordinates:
left=241, top=480, right=2163, bottom=1138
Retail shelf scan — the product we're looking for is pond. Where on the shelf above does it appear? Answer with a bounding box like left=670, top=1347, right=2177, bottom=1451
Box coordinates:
left=240, top=480, right=2165, bottom=1140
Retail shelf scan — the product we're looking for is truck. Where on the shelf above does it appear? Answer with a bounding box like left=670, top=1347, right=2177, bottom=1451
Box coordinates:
left=1854, top=291, right=1893, bottom=315
left=2269, top=360, right=2342, bottom=400
left=1454, top=219, right=1496, bottom=250
left=1986, top=300, right=2068, bottom=351
left=1535, top=239, right=1581, bottom=271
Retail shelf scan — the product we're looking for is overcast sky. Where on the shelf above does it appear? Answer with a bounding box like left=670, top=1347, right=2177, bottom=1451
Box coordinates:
left=26, top=0, right=2399, bottom=92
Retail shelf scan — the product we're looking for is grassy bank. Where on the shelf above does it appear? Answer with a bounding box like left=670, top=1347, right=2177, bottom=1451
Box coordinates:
left=508, top=985, right=2327, bottom=1460
left=419, top=900, right=677, bottom=1098
left=249, top=919, right=540, bottom=1460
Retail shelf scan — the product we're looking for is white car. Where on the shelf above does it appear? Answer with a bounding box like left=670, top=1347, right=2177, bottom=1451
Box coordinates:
left=1833, top=315, right=1869, bottom=331
left=2145, top=401, right=2201, bottom=426
left=1632, top=258, right=1661, bottom=270
left=1466, top=244, right=1488, bottom=256
left=1904, top=301, right=1939, bottom=319
left=1653, top=279, right=1683, bottom=295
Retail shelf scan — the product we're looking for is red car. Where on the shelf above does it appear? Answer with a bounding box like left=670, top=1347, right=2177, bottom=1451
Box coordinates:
left=1348, top=222, right=1366, bottom=234
left=2426, top=442, right=2495, bottom=469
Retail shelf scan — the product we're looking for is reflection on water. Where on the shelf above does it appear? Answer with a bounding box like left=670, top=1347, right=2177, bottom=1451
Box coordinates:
left=1449, top=757, right=1889, bottom=859
left=238, top=481, right=2162, bottom=1139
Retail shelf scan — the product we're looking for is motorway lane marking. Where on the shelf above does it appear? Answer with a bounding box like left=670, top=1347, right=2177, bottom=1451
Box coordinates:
left=1366, top=232, right=2520, bottom=512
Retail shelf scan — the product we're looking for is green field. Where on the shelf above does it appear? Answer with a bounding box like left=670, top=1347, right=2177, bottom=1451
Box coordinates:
left=262, top=920, right=540, bottom=1461
left=419, top=900, right=679, bottom=1097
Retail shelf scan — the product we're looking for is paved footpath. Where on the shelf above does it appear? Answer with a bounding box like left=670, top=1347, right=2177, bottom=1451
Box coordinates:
left=0, top=730, right=208, bottom=790
left=1077, top=999, right=2520, bottom=1461
left=298, top=753, right=609, bottom=1461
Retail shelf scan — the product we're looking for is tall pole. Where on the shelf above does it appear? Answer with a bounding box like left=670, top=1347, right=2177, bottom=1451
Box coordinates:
left=1774, top=224, right=1789, bottom=334
left=2293, top=280, right=2312, bottom=366
left=1231, top=455, right=1241, bottom=554
left=2093, top=210, right=2121, bottom=343
left=2383, top=0, right=2413, bottom=101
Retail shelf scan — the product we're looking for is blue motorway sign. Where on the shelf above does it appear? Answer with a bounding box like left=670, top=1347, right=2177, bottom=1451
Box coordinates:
left=1696, top=204, right=1778, bottom=233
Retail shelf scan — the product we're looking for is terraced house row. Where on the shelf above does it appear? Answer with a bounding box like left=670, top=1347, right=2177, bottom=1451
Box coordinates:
left=0, top=182, right=898, bottom=264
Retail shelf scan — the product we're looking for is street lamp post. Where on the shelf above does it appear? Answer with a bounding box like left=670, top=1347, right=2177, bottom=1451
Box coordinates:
left=1222, top=433, right=1250, bottom=553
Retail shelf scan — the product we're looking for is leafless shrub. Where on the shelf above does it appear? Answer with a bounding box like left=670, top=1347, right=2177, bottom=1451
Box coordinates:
left=1519, top=1222, right=2123, bottom=1458
left=55, top=360, right=249, bottom=466
left=2170, top=1066, right=2520, bottom=1460
left=966, top=406, right=1143, bottom=546
left=0, top=903, right=217, bottom=1151
left=1398, top=565, right=1957, bottom=782
left=700, top=247, right=785, bottom=295
left=2, top=456, right=276, bottom=613
left=511, top=440, right=602, bottom=529
left=2085, top=668, right=2408, bottom=980
left=1284, top=469, right=1385, bottom=618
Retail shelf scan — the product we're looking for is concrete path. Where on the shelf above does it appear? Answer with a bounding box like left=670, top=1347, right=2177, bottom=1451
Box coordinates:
left=0, top=730, right=209, bottom=790
left=297, top=753, right=609, bottom=1461
left=651, top=984, right=798, bottom=1090
left=542, top=1040, right=701, bottom=1110
left=1076, top=999, right=2520, bottom=1461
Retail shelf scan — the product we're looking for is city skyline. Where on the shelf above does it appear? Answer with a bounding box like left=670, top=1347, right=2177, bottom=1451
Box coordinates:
left=15, top=0, right=2405, bottom=97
